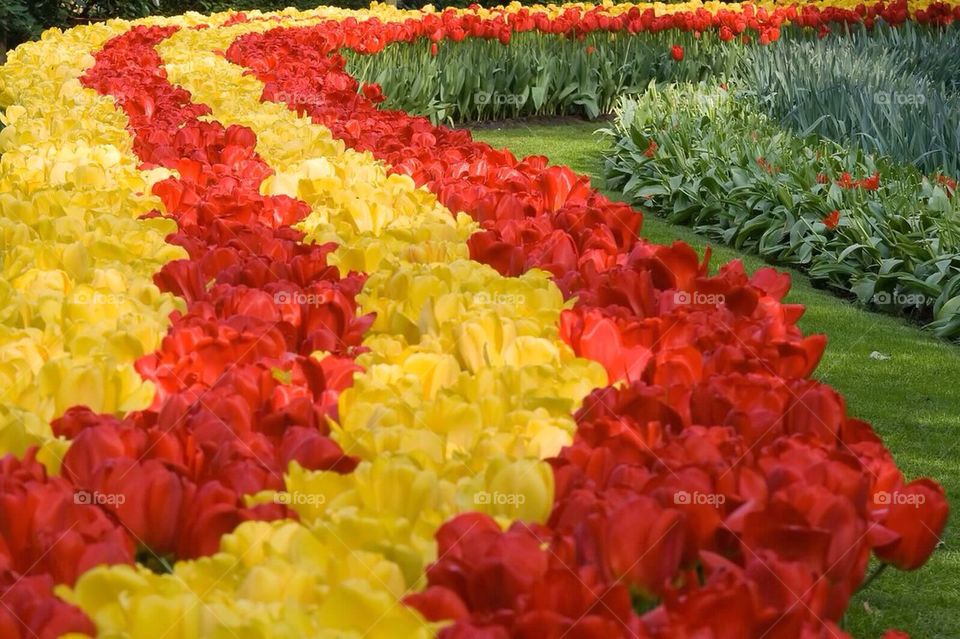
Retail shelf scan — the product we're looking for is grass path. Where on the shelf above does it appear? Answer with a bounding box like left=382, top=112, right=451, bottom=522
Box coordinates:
left=472, top=121, right=960, bottom=638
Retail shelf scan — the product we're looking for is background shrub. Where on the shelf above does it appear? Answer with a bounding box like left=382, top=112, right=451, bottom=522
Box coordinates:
left=737, top=23, right=960, bottom=175
left=346, top=30, right=743, bottom=123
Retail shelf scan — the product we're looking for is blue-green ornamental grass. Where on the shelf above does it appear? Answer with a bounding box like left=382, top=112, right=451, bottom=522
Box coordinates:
left=737, top=22, right=960, bottom=175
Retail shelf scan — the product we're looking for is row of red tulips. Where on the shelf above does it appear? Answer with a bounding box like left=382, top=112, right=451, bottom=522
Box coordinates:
left=232, top=0, right=960, bottom=51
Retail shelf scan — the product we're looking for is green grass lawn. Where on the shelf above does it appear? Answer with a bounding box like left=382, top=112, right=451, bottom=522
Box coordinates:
left=472, top=121, right=960, bottom=639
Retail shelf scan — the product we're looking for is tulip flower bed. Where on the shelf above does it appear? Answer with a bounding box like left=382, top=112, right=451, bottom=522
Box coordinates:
left=0, top=2, right=952, bottom=638
left=340, top=4, right=960, bottom=334
left=344, top=29, right=746, bottom=123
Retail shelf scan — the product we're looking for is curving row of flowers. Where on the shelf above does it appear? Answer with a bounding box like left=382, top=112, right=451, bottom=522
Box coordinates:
left=0, top=2, right=952, bottom=638
left=0, top=14, right=374, bottom=637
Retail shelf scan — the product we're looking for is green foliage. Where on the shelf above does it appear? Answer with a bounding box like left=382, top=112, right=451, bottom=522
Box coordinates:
left=737, top=22, right=960, bottom=175
left=601, top=83, right=960, bottom=337
left=0, top=0, right=53, bottom=44
left=345, top=30, right=744, bottom=124
left=80, top=0, right=161, bottom=21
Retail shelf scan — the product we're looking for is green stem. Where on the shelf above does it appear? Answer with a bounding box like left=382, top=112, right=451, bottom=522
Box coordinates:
left=858, top=562, right=890, bottom=592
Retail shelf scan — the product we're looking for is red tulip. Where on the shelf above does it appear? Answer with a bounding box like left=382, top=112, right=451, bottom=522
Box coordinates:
left=671, top=44, right=684, bottom=61
left=0, top=452, right=134, bottom=585
left=87, top=458, right=185, bottom=554
left=0, top=574, right=97, bottom=639
left=362, top=82, right=385, bottom=103
left=822, top=210, right=841, bottom=229
left=404, top=586, right=469, bottom=622
left=859, top=171, right=881, bottom=190
left=605, top=499, right=686, bottom=594
left=874, top=478, right=949, bottom=570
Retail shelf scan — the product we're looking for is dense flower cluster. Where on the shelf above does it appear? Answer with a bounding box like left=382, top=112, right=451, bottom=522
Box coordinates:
left=226, top=9, right=949, bottom=638
left=0, top=20, right=187, bottom=638
left=231, top=0, right=960, bottom=54
left=0, top=1, right=953, bottom=637
left=0, top=21, right=183, bottom=470
left=0, top=17, right=370, bottom=636
left=68, top=24, right=367, bottom=559
left=35, top=13, right=603, bottom=638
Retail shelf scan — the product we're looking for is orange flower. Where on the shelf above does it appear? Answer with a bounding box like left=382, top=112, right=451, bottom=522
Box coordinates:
left=822, top=210, right=840, bottom=230
left=859, top=171, right=880, bottom=191
left=937, top=174, right=957, bottom=196
left=875, top=479, right=950, bottom=571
